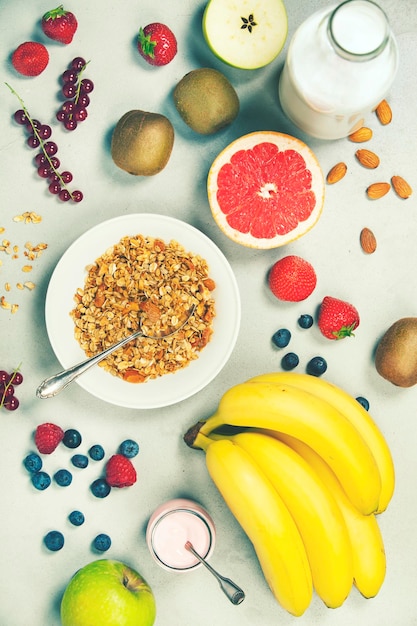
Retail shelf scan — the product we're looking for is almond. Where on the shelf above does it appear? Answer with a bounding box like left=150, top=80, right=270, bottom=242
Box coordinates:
left=326, top=162, right=347, bottom=184
left=391, top=175, right=413, bottom=199
left=360, top=228, right=377, bottom=254
left=355, top=149, right=380, bottom=169
left=348, top=127, right=373, bottom=142
left=366, top=182, right=390, bottom=199
left=375, top=99, right=392, bottom=125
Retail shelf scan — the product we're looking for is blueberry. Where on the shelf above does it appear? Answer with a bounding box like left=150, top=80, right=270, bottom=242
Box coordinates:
left=298, top=314, right=314, bottom=329
left=44, top=530, right=64, bottom=552
left=281, top=352, right=299, bottom=371
left=31, top=471, right=51, bottom=491
left=63, top=429, right=82, bottom=449
left=91, top=478, right=111, bottom=498
left=88, top=444, right=105, bottom=461
left=71, top=454, right=89, bottom=469
left=272, top=328, right=291, bottom=348
left=23, top=452, right=42, bottom=474
left=93, top=533, right=111, bottom=552
left=69, top=510, right=85, bottom=526
left=306, top=356, right=328, bottom=377
left=119, top=439, right=139, bottom=458
left=54, top=469, right=73, bottom=487
left=356, top=396, right=370, bottom=411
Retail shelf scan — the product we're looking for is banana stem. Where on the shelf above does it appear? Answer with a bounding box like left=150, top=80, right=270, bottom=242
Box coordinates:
left=183, top=421, right=214, bottom=451
left=193, top=431, right=212, bottom=452
left=183, top=421, right=206, bottom=448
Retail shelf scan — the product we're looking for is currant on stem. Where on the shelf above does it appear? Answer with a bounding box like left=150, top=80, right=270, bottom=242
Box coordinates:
left=6, top=83, right=83, bottom=203
left=56, top=57, right=94, bottom=132
left=0, top=366, right=23, bottom=412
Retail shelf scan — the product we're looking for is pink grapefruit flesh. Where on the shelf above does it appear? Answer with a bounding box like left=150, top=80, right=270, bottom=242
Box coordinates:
left=207, top=131, right=325, bottom=249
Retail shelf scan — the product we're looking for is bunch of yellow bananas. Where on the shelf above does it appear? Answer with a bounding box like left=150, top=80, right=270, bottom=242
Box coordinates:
left=183, top=372, right=394, bottom=617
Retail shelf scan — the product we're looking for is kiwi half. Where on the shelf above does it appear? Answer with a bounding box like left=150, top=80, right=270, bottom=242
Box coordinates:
left=111, top=110, right=174, bottom=176
left=173, top=68, right=239, bottom=135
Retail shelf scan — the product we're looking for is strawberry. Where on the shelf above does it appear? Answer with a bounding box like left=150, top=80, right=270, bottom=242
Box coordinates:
left=137, top=22, right=177, bottom=66
left=34, top=422, right=64, bottom=454
left=268, top=255, right=317, bottom=302
left=41, top=5, right=78, bottom=44
left=11, top=42, right=49, bottom=77
left=105, top=454, right=137, bottom=488
left=318, top=296, right=360, bottom=340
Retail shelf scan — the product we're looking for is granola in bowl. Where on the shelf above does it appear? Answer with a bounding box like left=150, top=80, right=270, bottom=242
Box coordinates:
left=70, top=234, right=216, bottom=383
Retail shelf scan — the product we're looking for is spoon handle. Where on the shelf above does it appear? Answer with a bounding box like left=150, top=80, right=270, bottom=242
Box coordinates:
left=36, top=329, right=144, bottom=399
left=185, top=541, right=245, bottom=605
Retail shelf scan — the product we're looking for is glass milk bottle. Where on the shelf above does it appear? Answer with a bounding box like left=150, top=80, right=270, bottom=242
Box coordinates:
left=278, top=0, right=398, bottom=139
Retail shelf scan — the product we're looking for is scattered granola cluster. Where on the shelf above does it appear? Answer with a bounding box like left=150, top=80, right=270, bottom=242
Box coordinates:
left=0, top=212, right=47, bottom=314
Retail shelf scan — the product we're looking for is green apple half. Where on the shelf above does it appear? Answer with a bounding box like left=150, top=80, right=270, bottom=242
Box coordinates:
left=61, top=559, right=156, bottom=626
left=202, top=0, right=288, bottom=70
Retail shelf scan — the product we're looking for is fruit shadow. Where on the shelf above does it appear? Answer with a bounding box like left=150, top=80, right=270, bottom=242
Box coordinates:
left=52, top=580, right=67, bottom=619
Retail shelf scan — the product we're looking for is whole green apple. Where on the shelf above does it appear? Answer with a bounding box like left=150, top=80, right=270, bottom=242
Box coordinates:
left=60, top=559, right=156, bottom=626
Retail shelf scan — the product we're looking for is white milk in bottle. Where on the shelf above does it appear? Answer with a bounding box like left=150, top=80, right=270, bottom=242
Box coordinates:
left=279, top=0, right=398, bottom=139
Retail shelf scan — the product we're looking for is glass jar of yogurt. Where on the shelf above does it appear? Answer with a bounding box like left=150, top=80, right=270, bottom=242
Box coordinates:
left=146, top=498, right=216, bottom=572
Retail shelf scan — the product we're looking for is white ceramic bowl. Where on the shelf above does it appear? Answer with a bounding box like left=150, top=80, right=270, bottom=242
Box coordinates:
left=44, top=214, right=241, bottom=408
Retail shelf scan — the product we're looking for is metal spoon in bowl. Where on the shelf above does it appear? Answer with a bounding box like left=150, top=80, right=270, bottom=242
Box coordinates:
left=185, top=541, right=245, bottom=605
left=36, top=304, right=195, bottom=399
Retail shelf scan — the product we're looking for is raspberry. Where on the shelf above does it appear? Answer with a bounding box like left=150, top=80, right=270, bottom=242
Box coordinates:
left=34, top=422, right=64, bottom=454
left=105, top=454, right=137, bottom=488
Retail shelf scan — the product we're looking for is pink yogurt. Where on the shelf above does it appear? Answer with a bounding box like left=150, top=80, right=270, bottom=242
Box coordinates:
left=146, top=498, right=216, bottom=571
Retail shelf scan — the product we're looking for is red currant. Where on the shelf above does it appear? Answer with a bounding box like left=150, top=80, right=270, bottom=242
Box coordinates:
left=14, top=109, right=27, bottom=124
left=71, top=57, right=86, bottom=71
left=59, top=189, right=71, bottom=202
left=75, top=108, right=88, bottom=122
left=80, top=78, right=94, bottom=94
left=71, top=190, right=83, bottom=203
left=62, top=83, right=77, bottom=99
left=44, top=141, right=58, bottom=156
left=9, top=371, right=23, bottom=385
left=4, top=396, right=19, bottom=411
left=38, top=166, right=51, bottom=178
left=27, top=135, right=40, bottom=149
left=39, top=125, right=52, bottom=140
left=60, top=171, right=73, bottom=184
left=49, top=182, right=62, bottom=195
left=62, top=69, right=78, bottom=83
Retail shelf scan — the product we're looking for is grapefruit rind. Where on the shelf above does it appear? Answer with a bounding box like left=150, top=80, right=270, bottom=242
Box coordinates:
left=202, top=0, right=288, bottom=70
left=207, top=131, right=325, bottom=249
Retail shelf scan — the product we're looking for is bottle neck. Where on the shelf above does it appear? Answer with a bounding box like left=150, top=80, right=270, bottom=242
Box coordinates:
left=328, top=0, right=390, bottom=62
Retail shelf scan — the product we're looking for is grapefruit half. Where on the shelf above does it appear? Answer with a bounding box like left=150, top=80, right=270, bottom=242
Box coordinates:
left=207, top=131, right=325, bottom=249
